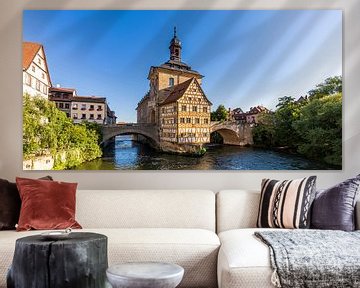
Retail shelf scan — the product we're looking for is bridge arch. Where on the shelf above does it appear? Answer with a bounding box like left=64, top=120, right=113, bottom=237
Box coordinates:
left=210, top=121, right=253, bottom=146
left=101, top=124, right=159, bottom=147
left=210, top=127, right=241, bottom=145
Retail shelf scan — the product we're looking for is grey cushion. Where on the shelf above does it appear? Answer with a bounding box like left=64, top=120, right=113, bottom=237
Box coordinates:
left=311, top=174, right=360, bottom=231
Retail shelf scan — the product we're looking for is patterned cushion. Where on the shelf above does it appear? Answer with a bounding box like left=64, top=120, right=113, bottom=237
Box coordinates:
left=257, top=176, right=316, bottom=229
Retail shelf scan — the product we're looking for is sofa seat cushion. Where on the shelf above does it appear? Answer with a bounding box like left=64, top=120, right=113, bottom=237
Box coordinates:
left=0, top=228, right=220, bottom=288
left=218, top=228, right=282, bottom=288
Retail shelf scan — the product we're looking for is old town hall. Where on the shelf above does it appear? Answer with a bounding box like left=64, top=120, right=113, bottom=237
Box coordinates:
left=136, top=28, right=212, bottom=146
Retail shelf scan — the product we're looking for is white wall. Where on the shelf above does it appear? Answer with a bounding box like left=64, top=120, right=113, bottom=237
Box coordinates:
left=0, top=0, right=359, bottom=191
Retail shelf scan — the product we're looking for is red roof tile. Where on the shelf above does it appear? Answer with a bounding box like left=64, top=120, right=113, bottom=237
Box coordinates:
left=23, top=42, right=41, bottom=70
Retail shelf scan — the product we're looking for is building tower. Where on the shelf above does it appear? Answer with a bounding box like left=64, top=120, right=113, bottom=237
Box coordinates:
left=169, top=27, right=182, bottom=62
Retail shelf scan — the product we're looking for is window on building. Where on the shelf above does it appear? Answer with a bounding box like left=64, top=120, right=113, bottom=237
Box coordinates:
left=192, top=106, right=197, bottom=112
left=162, top=107, right=165, bottom=114
left=204, top=118, right=209, bottom=124
left=25, top=73, right=31, bottom=85
left=35, top=80, right=40, bottom=91
left=181, top=105, right=187, bottom=112
left=38, top=58, right=42, bottom=65
left=174, top=118, right=177, bottom=124
left=66, top=113, right=70, bottom=118
left=31, top=65, right=35, bottom=72
left=73, top=104, right=78, bottom=110
left=186, top=118, right=191, bottom=123
left=180, top=118, right=185, bottom=123
left=81, top=104, right=86, bottom=110
left=65, top=103, right=70, bottom=109
left=97, top=114, right=102, bottom=120
left=89, top=105, right=94, bottom=110
left=173, top=106, right=177, bottom=112
left=42, top=73, right=45, bottom=79
left=73, top=114, right=78, bottom=119
left=97, top=105, right=102, bottom=111
left=169, top=77, right=174, bottom=87
left=89, top=114, right=94, bottom=119
left=59, top=103, right=64, bottom=109
left=81, top=114, right=86, bottom=119
left=195, top=118, right=200, bottom=124
left=203, top=107, right=208, bottom=113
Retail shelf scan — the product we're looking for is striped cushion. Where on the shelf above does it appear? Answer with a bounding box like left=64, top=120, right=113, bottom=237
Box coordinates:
left=257, top=176, right=317, bottom=229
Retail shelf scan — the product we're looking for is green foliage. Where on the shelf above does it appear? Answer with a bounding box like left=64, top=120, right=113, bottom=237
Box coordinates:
left=211, top=105, right=228, bottom=121
left=252, top=76, right=342, bottom=167
left=293, top=93, right=342, bottom=166
left=308, top=76, right=342, bottom=99
left=252, top=112, right=276, bottom=147
left=274, top=96, right=302, bottom=148
left=23, top=94, right=102, bottom=169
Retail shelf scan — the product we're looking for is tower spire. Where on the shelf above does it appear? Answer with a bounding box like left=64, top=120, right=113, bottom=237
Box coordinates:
left=169, top=27, right=181, bottom=62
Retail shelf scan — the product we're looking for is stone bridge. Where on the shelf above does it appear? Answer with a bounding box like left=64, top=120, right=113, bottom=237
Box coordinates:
left=210, top=121, right=253, bottom=146
left=101, top=121, right=253, bottom=147
left=101, top=124, right=159, bottom=146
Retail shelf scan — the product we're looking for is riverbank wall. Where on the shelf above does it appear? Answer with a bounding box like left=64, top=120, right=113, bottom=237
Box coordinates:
left=23, top=148, right=101, bottom=170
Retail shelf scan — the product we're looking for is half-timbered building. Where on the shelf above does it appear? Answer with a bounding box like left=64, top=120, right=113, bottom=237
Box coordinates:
left=137, top=28, right=212, bottom=145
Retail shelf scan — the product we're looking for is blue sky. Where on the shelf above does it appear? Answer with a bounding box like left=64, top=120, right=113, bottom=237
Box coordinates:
left=23, top=10, right=342, bottom=122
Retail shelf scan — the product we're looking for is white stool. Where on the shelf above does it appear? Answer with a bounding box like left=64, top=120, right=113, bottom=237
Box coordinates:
left=106, top=262, right=184, bottom=288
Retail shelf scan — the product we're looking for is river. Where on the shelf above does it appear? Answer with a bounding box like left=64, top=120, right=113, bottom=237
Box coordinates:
left=72, top=135, right=336, bottom=170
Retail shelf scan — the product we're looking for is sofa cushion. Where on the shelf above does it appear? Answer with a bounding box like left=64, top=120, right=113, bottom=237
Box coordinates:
left=257, top=177, right=316, bottom=229
left=0, top=228, right=220, bottom=288
left=311, top=174, right=360, bottom=231
left=216, top=190, right=260, bottom=233
left=0, top=176, right=53, bottom=230
left=76, top=190, right=216, bottom=231
left=16, top=177, right=81, bottom=231
left=218, top=228, right=278, bottom=288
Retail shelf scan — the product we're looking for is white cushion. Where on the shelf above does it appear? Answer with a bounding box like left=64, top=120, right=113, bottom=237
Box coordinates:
left=216, top=190, right=260, bottom=233
left=217, top=228, right=278, bottom=288
left=0, top=228, right=220, bottom=288
left=76, top=190, right=216, bottom=231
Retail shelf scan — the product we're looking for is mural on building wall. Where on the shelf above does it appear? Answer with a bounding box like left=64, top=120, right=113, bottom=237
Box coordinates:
left=22, top=10, right=342, bottom=170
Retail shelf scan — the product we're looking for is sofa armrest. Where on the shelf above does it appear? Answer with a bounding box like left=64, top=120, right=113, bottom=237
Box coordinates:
left=356, top=200, right=360, bottom=230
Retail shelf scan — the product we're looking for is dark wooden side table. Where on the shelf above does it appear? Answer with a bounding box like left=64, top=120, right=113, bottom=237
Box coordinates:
left=7, top=232, right=108, bottom=288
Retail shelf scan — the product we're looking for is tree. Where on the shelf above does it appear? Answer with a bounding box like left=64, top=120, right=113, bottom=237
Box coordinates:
left=23, top=94, right=102, bottom=169
left=251, top=76, right=342, bottom=167
left=252, top=112, right=276, bottom=147
left=293, top=93, right=342, bottom=166
left=211, top=105, right=228, bottom=121
left=308, top=76, right=342, bottom=99
left=273, top=96, right=301, bottom=148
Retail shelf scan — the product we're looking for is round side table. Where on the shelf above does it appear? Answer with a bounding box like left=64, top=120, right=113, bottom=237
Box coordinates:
left=7, top=232, right=108, bottom=288
left=106, top=262, right=184, bottom=288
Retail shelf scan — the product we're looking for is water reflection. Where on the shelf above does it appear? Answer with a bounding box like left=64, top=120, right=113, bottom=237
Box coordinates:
left=73, top=135, right=335, bottom=170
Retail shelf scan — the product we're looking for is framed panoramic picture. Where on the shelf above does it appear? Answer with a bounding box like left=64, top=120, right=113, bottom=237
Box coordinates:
left=22, top=10, right=342, bottom=170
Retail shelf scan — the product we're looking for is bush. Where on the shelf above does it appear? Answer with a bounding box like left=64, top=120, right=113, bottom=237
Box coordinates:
left=23, top=94, right=102, bottom=168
